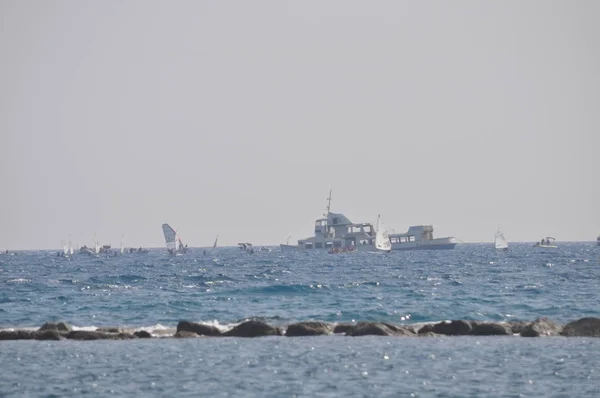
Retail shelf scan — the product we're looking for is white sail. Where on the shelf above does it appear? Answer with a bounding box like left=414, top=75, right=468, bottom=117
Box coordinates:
left=163, top=223, right=185, bottom=253
left=495, top=229, right=508, bottom=250
left=162, top=224, right=177, bottom=251
left=94, top=234, right=101, bottom=254
left=68, top=238, right=74, bottom=255
left=375, top=214, right=392, bottom=252
left=62, top=241, right=68, bottom=255
left=120, top=235, right=124, bottom=254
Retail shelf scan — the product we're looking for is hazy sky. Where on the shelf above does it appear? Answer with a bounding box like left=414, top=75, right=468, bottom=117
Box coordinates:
left=1, top=1, right=599, bottom=249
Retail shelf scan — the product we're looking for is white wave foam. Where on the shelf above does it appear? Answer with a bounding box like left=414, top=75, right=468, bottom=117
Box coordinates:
left=7, top=278, right=30, bottom=283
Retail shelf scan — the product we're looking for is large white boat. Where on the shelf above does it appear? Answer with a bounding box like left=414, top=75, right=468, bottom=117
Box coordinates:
left=280, top=191, right=457, bottom=252
left=387, top=225, right=457, bottom=250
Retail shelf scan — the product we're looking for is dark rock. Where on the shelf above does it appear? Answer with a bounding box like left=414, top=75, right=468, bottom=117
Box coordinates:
left=176, top=321, right=222, bottom=337
left=223, top=320, right=282, bottom=337
left=471, top=323, right=512, bottom=336
left=346, top=322, right=415, bottom=337
left=382, top=322, right=416, bottom=335
left=417, top=324, right=435, bottom=335
left=431, top=320, right=474, bottom=336
left=0, top=330, right=37, bottom=340
left=35, top=330, right=64, bottom=340
left=96, top=327, right=123, bottom=333
left=507, top=321, right=528, bottom=335
left=561, top=318, right=600, bottom=337
left=66, top=331, right=138, bottom=340
left=286, top=321, right=332, bottom=336
left=418, top=331, right=439, bottom=337
left=403, top=324, right=421, bottom=334
left=174, top=331, right=199, bottom=338
left=333, top=323, right=355, bottom=334
left=134, top=330, right=152, bottom=338
left=521, top=317, right=562, bottom=337
left=39, top=322, right=72, bottom=332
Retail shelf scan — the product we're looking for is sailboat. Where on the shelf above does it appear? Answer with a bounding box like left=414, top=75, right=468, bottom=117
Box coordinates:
left=213, top=234, right=219, bottom=249
left=494, top=228, right=508, bottom=250
left=162, top=223, right=188, bottom=255
left=93, top=234, right=101, bottom=255
left=120, top=234, right=124, bottom=255
left=375, top=214, right=392, bottom=252
left=68, top=237, right=74, bottom=256
left=62, top=241, right=69, bottom=256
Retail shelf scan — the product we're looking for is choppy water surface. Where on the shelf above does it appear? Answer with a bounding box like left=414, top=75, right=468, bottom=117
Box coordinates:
left=1, top=243, right=599, bottom=397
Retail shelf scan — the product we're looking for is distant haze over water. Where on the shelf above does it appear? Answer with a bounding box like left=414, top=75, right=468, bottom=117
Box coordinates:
left=1, top=1, right=598, bottom=250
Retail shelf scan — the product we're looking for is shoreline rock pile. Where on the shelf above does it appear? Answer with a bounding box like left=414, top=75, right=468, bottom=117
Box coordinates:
left=1, top=317, right=599, bottom=341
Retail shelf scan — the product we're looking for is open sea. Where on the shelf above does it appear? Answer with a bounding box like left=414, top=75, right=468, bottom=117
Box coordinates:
left=1, top=243, right=599, bottom=397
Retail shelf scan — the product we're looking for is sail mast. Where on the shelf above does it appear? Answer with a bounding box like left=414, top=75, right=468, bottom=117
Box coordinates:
left=324, top=189, right=332, bottom=216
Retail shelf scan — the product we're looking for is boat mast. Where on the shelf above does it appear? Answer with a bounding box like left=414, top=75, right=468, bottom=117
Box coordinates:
left=324, top=189, right=332, bottom=216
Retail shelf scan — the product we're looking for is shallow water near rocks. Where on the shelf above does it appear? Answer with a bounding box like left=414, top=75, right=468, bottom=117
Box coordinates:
left=1, top=243, right=599, bottom=396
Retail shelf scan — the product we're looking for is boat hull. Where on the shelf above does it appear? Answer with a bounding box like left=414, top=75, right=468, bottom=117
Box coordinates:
left=389, top=238, right=457, bottom=251
left=280, top=240, right=457, bottom=252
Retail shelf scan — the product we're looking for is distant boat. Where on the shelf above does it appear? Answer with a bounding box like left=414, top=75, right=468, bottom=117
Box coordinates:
left=213, top=234, right=219, bottom=249
left=238, top=242, right=254, bottom=254
left=120, top=235, right=124, bottom=255
left=62, top=241, right=69, bottom=256
left=94, top=234, right=101, bottom=255
left=68, top=238, right=74, bottom=256
left=162, top=223, right=188, bottom=255
left=280, top=190, right=457, bottom=252
left=534, top=237, right=557, bottom=249
left=375, top=214, right=391, bottom=253
left=494, top=228, right=508, bottom=250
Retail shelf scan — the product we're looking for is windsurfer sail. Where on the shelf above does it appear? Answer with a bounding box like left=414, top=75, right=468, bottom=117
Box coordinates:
left=162, top=223, right=188, bottom=255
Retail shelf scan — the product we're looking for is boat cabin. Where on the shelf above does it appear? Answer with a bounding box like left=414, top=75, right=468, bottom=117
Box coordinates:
left=388, top=225, right=434, bottom=245
left=297, top=211, right=375, bottom=249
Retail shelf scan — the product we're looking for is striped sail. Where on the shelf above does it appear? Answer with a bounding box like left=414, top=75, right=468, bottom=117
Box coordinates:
left=162, top=224, right=178, bottom=251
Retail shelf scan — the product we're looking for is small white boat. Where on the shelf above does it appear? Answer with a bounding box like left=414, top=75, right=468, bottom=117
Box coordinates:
left=120, top=234, right=125, bottom=255
left=494, top=228, right=508, bottom=250
left=534, top=237, right=557, bottom=249
left=375, top=214, right=391, bottom=253
left=238, top=242, right=255, bottom=254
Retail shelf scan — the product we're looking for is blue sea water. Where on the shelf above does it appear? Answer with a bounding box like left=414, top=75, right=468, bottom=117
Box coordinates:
left=1, top=243, right=599, bottom=397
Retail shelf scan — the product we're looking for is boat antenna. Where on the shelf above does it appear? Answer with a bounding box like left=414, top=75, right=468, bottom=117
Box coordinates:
left=324, top=188, right=332, bottom=216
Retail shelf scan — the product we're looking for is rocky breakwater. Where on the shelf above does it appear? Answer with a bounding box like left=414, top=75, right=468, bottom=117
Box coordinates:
left=2, top=317, right=600, bottom=341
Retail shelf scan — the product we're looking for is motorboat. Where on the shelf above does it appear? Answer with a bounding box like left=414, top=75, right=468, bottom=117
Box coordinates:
left=238, top=243, right=255, bottom=253
left=534, top=237, right=558, bottom=248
